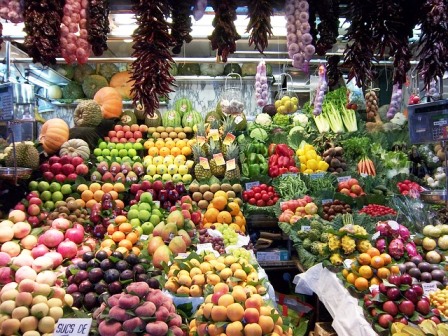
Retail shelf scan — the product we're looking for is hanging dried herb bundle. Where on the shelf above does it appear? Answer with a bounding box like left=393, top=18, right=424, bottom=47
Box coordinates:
left=246, top=0, right=273, bottom=53
left=23, top=0, right=64, bottom=66
left=130, top=0, right=175, bottom=117
left=326, top=55, right=343, bottom=89
left=313, top=0, right=340, bottom=55
left=209, top=0, right=240, bottom=62
left=416, top=0, right=448, bottom=89
left=169, top=0, right=194, bottom=54
left=87, top=0, right=110, bottom=56
left=0, top=22, right=3, bottom=52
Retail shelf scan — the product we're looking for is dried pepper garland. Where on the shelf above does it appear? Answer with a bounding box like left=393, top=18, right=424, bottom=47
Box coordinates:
left=130, top=0, right=175, bottom=117
left=169, top=0, right=194, bottom=54
left=246, top=0, right=273, bottom=53
left=313, top=0, right=340, bottom=55
left=87, top=0, right=110, bottom=56
left=23, top=0, right=64, bottom=66
left=209, top=0, right=240, bottom=62
left=0, top=22, right=3, bottom=52
left=416, top=0, right=448, bottom=89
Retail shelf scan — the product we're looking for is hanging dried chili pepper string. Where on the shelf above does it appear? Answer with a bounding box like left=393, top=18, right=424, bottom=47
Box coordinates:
left=169, top=0, right=194, bottom=55
left=246, top=0, right=273, bottom=54
left=87, top=0, right=110, bottom=56
left=209, top=0, right=240, bottom=62
left=130, top=0, right=175, bottom=117
left=313, top=0, right=340, bottom=55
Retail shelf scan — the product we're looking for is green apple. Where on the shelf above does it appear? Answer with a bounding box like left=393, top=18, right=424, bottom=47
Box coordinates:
left=138, top=203, right=152, bottom=212
left=138, top=209, right=151, bottom=222
left=51, top=191, right=63, bottom=202
left=182, top=174, right=193, bottom=184
left=96, top=155, right=104, bottom=162
left=44, top=201, right=55, bottom=211
left=127, top=209, right=139, bottom=220
left=116, top=143, right=125, bottom=150
left=118, top=149, right=127, bottom=157
left=130, top=204, right=139, bottom=211
left=124, top=143, right=133, bottom=150
left=133, top=142, right=143, bottom=150
left=110, top=149, right=119, bottom=157
left=134, top=226, right=143, bottom=236
left=132, top=156, right=141, bottom=162
left=40, top=190, right=52, bottom=202
left=141, top=222, right=154, bottom=235
left=108, top=142, right=116, bottom=150
left=178, top=165, right=188, bottom=175
left=130, top=218, right=141, bottom=228
left=167, top=164, right=178, bottom=175
left=122, top=156, right=131, bottom=163
left=49, top=182, right=61, bottom=193
left=153, top=174, right=161, bottom=181
left=152, top=209, right=162, bottom=218
left=172, top=174, right=182, bottom=183
left=162, top=174, right=172, bottom=182
left=28, top=181, right=39, bottom=191
left=115, top=157, right=122, bottom=163
left=141, top=175, right=153, bottom=182
left=149, top=214, right=161, bottom=226
left=99, top=142, right=107, bottom=150
left=156, top=164, right=167, bottom=175
left=102, top=148, right=110, bottom=156
left=140, top=192, right=153, bottom=203
left=93, top=148, right=102, bottom=156
left=146, top=165, right=157, bottom=175
left=61, top=184, right=72, bottom=195
left=38, top=181, right=50, bottom=192
left=128, top=148, right=137, bottom=157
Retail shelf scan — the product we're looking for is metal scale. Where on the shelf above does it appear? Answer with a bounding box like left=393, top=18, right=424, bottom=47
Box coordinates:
left=408, top=99, right=448, bottom=204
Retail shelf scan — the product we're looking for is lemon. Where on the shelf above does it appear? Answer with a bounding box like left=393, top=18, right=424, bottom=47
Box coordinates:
left=283, top=101, right=293, bottom=112
left=291, top=97, right=299, bottom=105
left=300, top=163, right=307, bottom=171
left=306, top=159, right=318, bottom=171
left=316, top=155, right=322, bottom=161
left=290, top=104, right=298, bottom=113
left=277, top=106, right=286, bottom=114
left=281, top=95, right=291, bottom=103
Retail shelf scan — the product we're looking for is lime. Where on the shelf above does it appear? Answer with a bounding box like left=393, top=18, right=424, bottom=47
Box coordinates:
left=93, top=148, right=102, bottom=156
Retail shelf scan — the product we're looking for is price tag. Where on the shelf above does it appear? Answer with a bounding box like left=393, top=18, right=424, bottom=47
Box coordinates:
left=223, top=133, right=236, bottom=145
left=226, top=159, right=236, bottom=171
left=343, top=259, right=354, bottom=269
left=369, top=285, right=379, bottom=293
left=209, top=129, right=220, bottom=141
left=176, top=253, right=190, bottom=259
left=245, top=181, right=260, bottom=190
left=234, top=115, right=243, bottom=125
left=140, top=235, right=149, bottom=241
left=371, top=231, right=380, bottom=240
left=300, top=225, right=311, bottom=232
left=310, top=173, right=325, bottom=180
left=54, top=318, right=92, bottom=336
left=337, top=176, right=351, bottom=183
left=199, top=157, right=210, bottom=170
left=213, top=153, right=226, bottom=166
left=197, top=243, right=213, bottom=251
left=322, top=199, right=333, bottom=205
left=283, top=173, right=298, bottom=177
left=153, top=201, right=160, bottom=207
left=196, top=136, right=206, bottom=146
left=388, top=220, right=399, bottom=230
left=422, top=282, right=438, bottom=296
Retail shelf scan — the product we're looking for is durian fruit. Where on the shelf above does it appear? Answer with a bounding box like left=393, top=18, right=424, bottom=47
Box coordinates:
left=5, top=142, right=40, bottom=169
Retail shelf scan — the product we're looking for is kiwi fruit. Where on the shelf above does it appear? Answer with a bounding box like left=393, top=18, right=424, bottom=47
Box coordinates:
left=199, top=185, right=210, bottom=193
left=203, top=191, right=214, bottom=201
left=198, top=200, right=209, bottom=209
left=192, top=192, right=203, bottom=202
left=188, top=183, right=200, bottom=193
left=209, top=183, right=221, bottom=193
left=232, top=184, right=242, bottom=193
left=226, top=190, right=236, bottom=199
left=220, top=183, right=232, bottom=192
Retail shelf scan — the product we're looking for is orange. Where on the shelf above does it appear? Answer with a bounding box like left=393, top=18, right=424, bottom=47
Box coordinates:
left=227, top=202, right=240, bottom=216
left=390, top=265, right=400, bottom=274
left=370, top=256, right=385, bottom=269
left=367, top=247, right=381, bottom=258
left=165, top=140, right=175, bottom=149
left=85, top=199, right=97, bottom=209
left=159, top=147, right=170, bottom=157
left=354, top=277, right=369, bottom=291
left=346, top=273, right=357, bottom=284
left=342, top=269, right=349, bottom=278
left=116, top=246, right=129, bottom=256
left=370, top=277, right=381, bottom=286
left=148, top=147, right=159, bottom=156
left=212, top=196, right=228, bottom=211
left=126, top=232, right=139, bottom=244
left=131, top=246, right=141, bottom=256
left=217, top=211, right=232, bottom=224
left=358, top=265, right=373, bottom=279
left=77, top=184, right=88, bottom=192
left=111, top=231, right=126, bottom=243
left=101, top=238, right=115, bottom=248
left=176, top=140, right=186, bottom=148
left=89, top=182, right=102, bottom=193
left=115, top=199, right=125, bottom=209
left=113, top=183, right=125, bottom=193
left=102, top=183, right=114, bottom=193
left=144, top=140, right=154, bottom=149
left=81, top=189, right=94, bottom=202
left=75, top=199, right=85, bottom=208
left=204, top=208, right=220, bottom=223
left=377, top=267, right=391, bottom=279
left=229, top=224, right=240, bottom=232
left=155, top=140, right=165, bottom=149
left=93, top=190, right=105, bottom=202
left=214, top=191, right=228, bottom=199
left=380, top=253, right=392, bottom=266
left=107, top=224, right=118, bottom=235
left=181, top=146, right=192, bottom=156
left=115, top=215, right=128, bottom=225
left=170, top=147, right=181, bottom=156
left=109, top=190, right=119, bottom=200
left=119, top=222, right=133, bottom=234
left=118, top=239, right=133, bottom=250
left=358, top=253, right=372, bottom=266
left=234, top=216, right=246, bottom=227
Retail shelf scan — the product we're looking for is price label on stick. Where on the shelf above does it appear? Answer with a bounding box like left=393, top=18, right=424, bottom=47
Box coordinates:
left=310, top=173, right=325, bottom=180
left=223, top=133, right=236, bottom=145
left=322, top=199, right=333, bottom=205
left=213, top=153, right=225, bottom=166
left=196, top=136, right=206, bottom=146
left=337, top=176, right=351, bottom=183
left=199, top=157, right=210, bottom=170
left=422, top=282, right=438, bottom=296
left=245, top=181, right=260, bottom=190
left=209, top=129, right=220, bottom=141
left=54, top=318, right=92, bottom=336
left=226, top=159, right=236, bottom=171
left=300, top=226, right=311, bottom=232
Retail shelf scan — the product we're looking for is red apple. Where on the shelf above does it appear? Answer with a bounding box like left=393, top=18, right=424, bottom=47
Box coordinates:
left=393, top=317, right=408, bottom=325
left=27, top=215, right=40, bottom=227
left=411, top=284, right=424, bottom=297
left=43, top=171, right=55, bottom=181
left=133, top=131, right=142, bottom=139
left=350, top=184, right=363, bottom=195
left=29, top=197, right=42, bottom=206
left=27, top=204, right=40, bottom=216
left=50, top=162, right=62, bottom=175
left=404, top=288, right=418, bottom=303
left=140, top=180, right=152, bottom=191
left=109, top=130, right=117, bottom=137
left=40, top=162, right=50, bottom=172
left=61, top=164, right=75, bottom=176
left=181, top=195, right=192, bottom=204
left=128, top=138, right=136, bottom=143
left=379, top=283, right=388, bottom=295
left=181, top=209, right=191, bottom=219
left=191, top=212, right=202, bottom=225
left=111, top=137, right=119, bottom=143
left=130, top=124, right=139, bottom=132
left=430, top=316, right=441, bottom=324
left=135, top=189, right=144, bottom=202
left=14, top=203, right=26, bottom=211
left=102, top=172, right=114, bottom=182
left=26, top=192, right=39, bottom=200
left=398, top=300, right=415, bottom=316
left=378, top=314, right=394, bottom=328
left=388, top=274, right=402, bottom=286
left=59, top=155, right=72, bottom=165
left=66, top=173, right=78, bottom=182
left=76, top=164, right=89, bottom=175
left=123, top=125, right=130, bottom=132
left=382, top=301, right=398, bottom=316
left=114, top=124, right=123, bottom=131
left=119, top=138, right=127, bottom=143
left=400, top=273, right=413, bottom=286
left=130, top=184, right=141, bottom=194
left=386, top=287, right=401, bottom=300
left=71, top=156, right=84, bottom=167
left=104, top=137, right=110, bottom=142
left=125, top=131, right=133, bottom=139
left=129, top=200, right=137, bottom=205
left=55, top=174, right=67, bottom=183
left=116, top=130, right=124, bottom=138
left=181, top=203, right=193, bottom=211
left=416, top=300, right=431, bottom=315
left=48, top=156, right=60, bottom=165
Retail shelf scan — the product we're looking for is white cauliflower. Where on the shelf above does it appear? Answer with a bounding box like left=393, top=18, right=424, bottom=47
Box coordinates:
left=255, top=113, right=272, bottom=127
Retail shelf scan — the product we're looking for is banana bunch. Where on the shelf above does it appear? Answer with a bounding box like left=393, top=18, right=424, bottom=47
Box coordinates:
left=391, top=320, right=448, bottom=336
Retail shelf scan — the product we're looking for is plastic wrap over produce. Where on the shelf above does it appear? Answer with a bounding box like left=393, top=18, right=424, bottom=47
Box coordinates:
left=293, top=263, right=377, bottom=336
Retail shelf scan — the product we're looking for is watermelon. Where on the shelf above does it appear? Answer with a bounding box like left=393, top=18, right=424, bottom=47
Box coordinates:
left=182, top=110, right=203, bottom=128
left=162, top=110, right=182, bottom=127
left=223, top=63, right=242, bottom=76
left=174, top=98, right=193, bottom=116
left=120, top=110, right=137, bottom=125
left=205, top=110, right=223, bottom=125
left=145, top=109, right=162, bottom=127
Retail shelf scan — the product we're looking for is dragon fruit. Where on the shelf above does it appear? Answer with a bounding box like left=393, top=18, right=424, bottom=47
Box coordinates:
left=376, top=222, right=390, bottom=236
left=398, top=225, right=410, bottom=241
left=376, top=238, right=387, bottom=253
left=389, top=238, right=405, bottom=260
left=405, top=241, right=419, bottom=257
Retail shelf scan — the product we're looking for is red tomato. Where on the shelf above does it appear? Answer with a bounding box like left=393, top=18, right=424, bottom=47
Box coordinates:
left=246, top=190, right=254, bottom=198
left=252, top=186, right=261, bottom=194
left=249, top=198, right=256, bottom=205
left=260, top=184, right=268, bottom=190
left=254, top=193, right=262, bottom=200
left=256, top=199, right=265, bottom=207
left=347, top=178, right=359, bottom=188
left=338, top=182, right=349, bottom=190
left=262, top=193, right=270, bottom=202
left=273, top=197, right=279, bottom=203
left=267, top=200, right=274, bottom=206
left=261, top=190, right=267, bottom=195
left=267, top=191, right=274, bottom=197
left=268, top=186, right=274, bottom=192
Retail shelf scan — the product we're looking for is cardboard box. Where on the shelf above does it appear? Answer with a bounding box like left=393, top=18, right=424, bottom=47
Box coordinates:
left=314, top=322, right=337, bottom=336
left=256, top=248, right=290, bottom=262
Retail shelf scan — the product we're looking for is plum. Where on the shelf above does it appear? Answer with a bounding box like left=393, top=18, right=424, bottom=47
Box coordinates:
left=84, top=292, right=99, bottom=311
left=98, top=320, right=122, bottom=336
left=94, top=281, right=108, bottom=295
left=145, top=321, right=168, bottom=336
left=104, top=269, right=120, bottom=284
left=122, top=317, right=144, bottom=332
left=115, top=260, right=129, bottom=272
left=88, top=268, right=104, bottom=283
left=126, top=282, right=150, bottom=298
left=109, top=306, right=131, bottom=322
left=108, top=281, right=123, bottom=295
left=118, top=294, right=140, bottom=310
left=107, top=294, right=122, bottom=307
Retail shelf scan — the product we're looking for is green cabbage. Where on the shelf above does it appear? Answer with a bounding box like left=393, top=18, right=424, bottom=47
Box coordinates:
left=249, top=128, right=268, bottom=141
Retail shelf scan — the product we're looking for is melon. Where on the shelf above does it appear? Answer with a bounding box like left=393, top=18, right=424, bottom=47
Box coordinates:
left=177, top=63, right=201, bottom=76
left=200, top=63, right=225, bottom=76
left=182, top=110, right=203, bottom=128
left=241, top=63, right=257, bottom=76
left=162, top=110, right=182, bottom=127
left=144, top=110, right=162, bottom=127
left=205, top=110, right=223, bottom=125
left=174, top=98, right=193, bottom=116
left=233, top=113, right=247, bottom=131
left=119, top=110, right=137, bottom=126
left=223, top=63, right=242, bottom=76
left=47, top=85, right=63, bottom=100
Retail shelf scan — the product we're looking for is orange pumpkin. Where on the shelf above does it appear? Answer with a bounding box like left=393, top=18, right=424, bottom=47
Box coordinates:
left=93, top=87, right=123, bottom=119
left=109, top=71, right=135, bottom=100
left=39, top=118, right=69, bottom=154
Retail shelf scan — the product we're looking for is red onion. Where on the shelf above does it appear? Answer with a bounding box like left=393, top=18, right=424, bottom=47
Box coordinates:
left=65, top=225, right=85, bottom=244
left=57, top=239, right=78, bottom=259
left=41, top=229, right=64, bottom=248
left=0, top=0, right=23, bottom=23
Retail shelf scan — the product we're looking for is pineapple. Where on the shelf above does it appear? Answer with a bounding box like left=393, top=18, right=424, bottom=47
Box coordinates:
left=224, top=142, right=241, bottom=181
left=192, top=144, right=212, bottom=181
left=196, top=122, right=209, bottom=155
left=209, top=139, right=225, bottom=178
left=220, top=115, right=236, bottom=156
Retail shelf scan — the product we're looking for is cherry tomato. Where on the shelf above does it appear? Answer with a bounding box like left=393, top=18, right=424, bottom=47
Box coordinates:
left=268, top=186, right=274, bottom=192
left=260, top=184, right=268, bottom=190
left=267, top=200, right=274, bottom=206
left=246, top=190, right=254, bottom=198
left=254, top=193, right=262, bottom=200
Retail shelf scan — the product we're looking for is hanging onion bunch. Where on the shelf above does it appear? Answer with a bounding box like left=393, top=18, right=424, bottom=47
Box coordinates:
left=209, top=0, right=240, bottom=62
left=426, top=80, right=440, bottom=100
left=416, top=0, right=448, bottom=89
left=130, top=0, right=175, bottom=117
left=246, top=0, right=273, bottom=54
left=23, top=0, right=64, bottom=66
left=313, top=65, right=328, bottom=116
left=169, top=0, right=194, bottom=54
left=285, top=0, right=314, bottom=72
left=255, top=60, right=269, bottom=107
left=87, top=0, right=110, bottom=56
left=313, top=0, right=340, bottom=55
left=365, top=90, right=379, bottom=121
left=193, top=0, right=207, bottom=21
left=387, top=84, right=403, bottom=120
left=59, top=0, right=91, bottom=64
left=0, top=0, right=23, bottom=23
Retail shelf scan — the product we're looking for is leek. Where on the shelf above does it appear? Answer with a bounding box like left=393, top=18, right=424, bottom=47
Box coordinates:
left=340, top=104, right=358, bottom=132
left=312, top=114, right=330, bottom=133
left=323, top=102, right=345, bottom=133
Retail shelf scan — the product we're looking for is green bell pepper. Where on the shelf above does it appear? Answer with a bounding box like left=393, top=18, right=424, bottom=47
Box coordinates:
left=248, top=164, right=261, bottom=176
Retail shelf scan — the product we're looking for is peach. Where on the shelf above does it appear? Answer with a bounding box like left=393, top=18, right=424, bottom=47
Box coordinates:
left=191, top=274, right=205, bottom=286
left=13, top=222, right=31, bottom=239
left=226, top=302, right=245, bottom=322
left=98, top=320, right=122, bottom=336
left=15, top=266, right=37, bottom=283
left=225, top=321, right=244, bottom=336
left=219, top=268, right=233, bottom=281
left=160, top=297, right=174, bottom=311
left=211, top=305, right=227, bottom=322
left=135, top=301, right=156, bottom=317
left=49, top=306, right=64, bottom=321
left=126, top=282, right=150, bottom=297
left=190, top=285, right=203, bottom=297
left=196, top=323, right=207, bottom=336
left=245, top=296, right=262, bottom=311
left=177, top=274, right=192, bottom=287
left=12, top=306, right=29, bottom=320
left=208, top=324, right=225, bottom=336
left=155, top=306, right=170, bottom=322
left=213, top=282, right=229, bottom=294
left=207, top=273, right=221, bottom=286
left=233, top=269, right=247, bottom=282
left=30, top=303, right=49, bottom=318
left=8, top=210, right=26, bottom=223
left=169, top=326, right=183, bottom=336
left=1, top=318, right=20, bottom=335
left=275, top=316, right=283, bottom=326
left=0, top=251, right=12, bottom=266
left=189, top=267, right=202, bottom=278
left=0, top=300, right=16, bottom=314
left=244, top=307, right=260, bottom=323
left=231, top=286, right=247, bottom=302
left=259, top=315, right=275, bottom=334
left=123, top=317, right=144, bottom=332
left=202, top=302, right=214, bottom=319
left=118, top=294, right=140, bottom=310
left=274, top=324, right=284, bottom=333
left=218, top=293, right=234, bottom=307
left=168, top=313, right=181, bottom=327
left=176, top=286, right=190, bottom=295
left=15, top=292, right=33, bottom=307
left=145, top=321, right=168, bottom=336
left=260, top=306, right=273, bottom=316
left=109, top=306, right=131, bottom=322
left=2, top=241, right=21, bottom=257
left=230, top=263, right=242, bottom=273
left=199, top=262, right=212, bottom=273
left=37, top=316, right=55, bottom=333
left=244, top=323, right=263, bottom=336
left=107, top=293, right=122, bottom=307
left=1, top=288, right=18, bottom=301
left=20, top=316, right=38, bottom=333
left=34, top=283, right=51, bottom=297
left=64, top=294, right=73, bottom=307
left=164, top=280, right=179, bottom=293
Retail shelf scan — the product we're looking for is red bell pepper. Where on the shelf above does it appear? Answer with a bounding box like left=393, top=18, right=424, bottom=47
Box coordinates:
left=268, top=154, right=279, bottom=166
left=278, top=156, right=290, bottom=168
left=268, top=144, right=277, bottom=156
left=275, top=144, right=290, bottom=156
left=279, top=167, right=289, bottom=175
left=288, top=166, right=299, bottom=173
left=269, top=166, right=279, bottom=177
